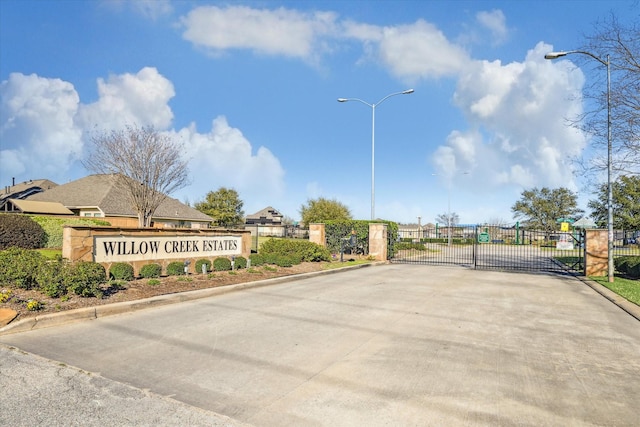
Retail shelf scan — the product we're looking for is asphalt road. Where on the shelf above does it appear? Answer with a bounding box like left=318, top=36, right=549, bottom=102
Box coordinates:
left=2, top=264, right=639, bottom=426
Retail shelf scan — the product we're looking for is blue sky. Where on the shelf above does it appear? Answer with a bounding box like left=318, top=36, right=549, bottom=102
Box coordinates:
left=1, top=0, right=636, bottom=225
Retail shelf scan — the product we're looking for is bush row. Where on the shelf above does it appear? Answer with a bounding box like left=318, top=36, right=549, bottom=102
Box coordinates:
left=0, top=247, right=106, bottom=297
left=614, top=256, right=640, bottom=278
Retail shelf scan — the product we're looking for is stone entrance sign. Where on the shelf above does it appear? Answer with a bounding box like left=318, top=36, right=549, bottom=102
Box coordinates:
left=63, top=226, right=251, bottom=275
left=94, top=235, right=243, bottom=263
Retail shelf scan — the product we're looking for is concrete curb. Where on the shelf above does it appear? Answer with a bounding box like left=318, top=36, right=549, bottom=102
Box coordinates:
left=0, top=262, right=382, bottom=336
left=578, top=276, right=640, bottom=322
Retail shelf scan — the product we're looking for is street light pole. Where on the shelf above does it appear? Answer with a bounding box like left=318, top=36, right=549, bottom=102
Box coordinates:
left=545, top=50, right=613, bottom=282
left=338, top=89, right=414, bottom=220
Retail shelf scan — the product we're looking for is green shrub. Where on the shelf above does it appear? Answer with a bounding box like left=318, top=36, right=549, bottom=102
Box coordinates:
left=274, top=256, right=295, bottom=268
left=0, top=214, right=46, bottom=250
left=213, top=257, right=232, bottom=271
left=260, top=238, right=330, bottom=262
left=68, top=261, right=106, bottom=297
left=36, top=258, right=71, bottom=297
left=195, top=259, right=212, bottom=273
left=140, top=263, right=162, bottom=278
left=0, top=247, right=45, bottom=289
left=249, top=253, right=265, bottom=266
left=30, top=216, right=110, bottom=249
left=166, top=261, right=186, bottom=276
left=109, top=262, right=134, bottom=281
left=395, top=242, right=426, bottom=251
left=234, top=256, right=247, bottom=269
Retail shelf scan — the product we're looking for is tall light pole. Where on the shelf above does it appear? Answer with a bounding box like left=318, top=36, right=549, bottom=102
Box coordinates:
left=338, top=89, right=414, bottom=220
left=545, top=50, right=613, bottom=282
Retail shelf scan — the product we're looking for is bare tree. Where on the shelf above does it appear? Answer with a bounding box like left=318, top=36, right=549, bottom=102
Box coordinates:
left=84, top=125, right=190, bottom=227
left=576, top=11, right=640, bottom=177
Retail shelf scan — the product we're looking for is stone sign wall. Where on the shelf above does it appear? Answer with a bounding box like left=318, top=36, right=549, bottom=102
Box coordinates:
left=63, top=226, right=251, bottom=276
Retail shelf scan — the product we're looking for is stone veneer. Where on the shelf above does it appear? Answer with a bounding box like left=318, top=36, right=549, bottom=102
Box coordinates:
left=584, top=229, right=609, bottom=277
left=63, top=226, right=252, bottom=276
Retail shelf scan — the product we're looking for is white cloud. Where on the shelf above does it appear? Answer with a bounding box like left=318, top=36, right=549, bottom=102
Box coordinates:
left=345, top=19, right=470, bottom=81
left=180, top=5, right=338, bottom=62
left=77, top=67, right=175, bottom=131
left=476, top=9, right=508, bottom=45
left=432, top=42, right=588, bottom=193
left=0, top=73, right=82, bottom=181
left=1, top=69, right=287, bottom=208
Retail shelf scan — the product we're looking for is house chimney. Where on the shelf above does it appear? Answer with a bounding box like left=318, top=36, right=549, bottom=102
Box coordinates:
left=12, top=177, right=15, bottom=186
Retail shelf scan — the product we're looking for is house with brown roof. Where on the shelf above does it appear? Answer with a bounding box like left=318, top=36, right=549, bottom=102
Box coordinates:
left=245, top=206, right=283, bottom=225
left=0, top=178, right=58, bottom=212
left=27, top=174, right=213, bottom=228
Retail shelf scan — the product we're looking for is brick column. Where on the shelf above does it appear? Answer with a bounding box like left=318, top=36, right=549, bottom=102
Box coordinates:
left=585, top=229, right=608, bottom=276
left=368, top=223, right=388, bottom=261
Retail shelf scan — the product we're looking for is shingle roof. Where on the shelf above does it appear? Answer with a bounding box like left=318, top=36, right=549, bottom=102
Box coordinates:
left=28, top=174, right=212, bottom=222
left=0, top=179, right=58, bottom=206
left=246, top=206, right=282, bottom=220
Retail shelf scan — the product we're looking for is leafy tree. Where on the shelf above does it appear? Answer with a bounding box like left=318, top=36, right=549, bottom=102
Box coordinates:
left=299, top=197, right=351, bottom=226
left=435, top=212, right=459, bottom=226
left=195, top=187, right=244, bottom=227
left=84, top=124, right=189, bottom=227
left=588, top=175, right=640, bottom=230
left=577, top=12, right=640, bottom=176
left=511, top=187, right=583, bottom=233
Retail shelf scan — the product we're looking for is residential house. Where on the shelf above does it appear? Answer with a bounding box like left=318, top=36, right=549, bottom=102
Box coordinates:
left=27, top=174, right=212, bottom=228
left=0, top=178, right=58, bottom=212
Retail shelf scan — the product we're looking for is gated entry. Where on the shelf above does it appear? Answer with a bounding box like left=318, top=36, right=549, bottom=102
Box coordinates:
left=391, top=224, right=584, bottom=274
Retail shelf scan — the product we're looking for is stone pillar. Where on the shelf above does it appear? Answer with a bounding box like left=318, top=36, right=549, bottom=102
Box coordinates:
left=368, top=223, right=388, bottom=261
left=585, top=229, right=608, bottom=276
left=309, top=223, right=325, bottom=247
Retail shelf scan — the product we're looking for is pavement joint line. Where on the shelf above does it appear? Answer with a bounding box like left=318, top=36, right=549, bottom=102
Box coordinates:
left=0, top=262, right=382, bottom=336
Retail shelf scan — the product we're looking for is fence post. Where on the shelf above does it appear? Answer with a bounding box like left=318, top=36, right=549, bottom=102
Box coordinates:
left=368, top=223, right=387, bottom=261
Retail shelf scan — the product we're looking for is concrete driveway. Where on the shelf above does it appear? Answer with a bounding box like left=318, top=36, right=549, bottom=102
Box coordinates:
left=2, top=264, right=639, bottom=426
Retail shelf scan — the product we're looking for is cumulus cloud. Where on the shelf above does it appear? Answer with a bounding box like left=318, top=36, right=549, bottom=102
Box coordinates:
left=432, top=42, right=588, bottom=192
left=173, top=117, right=286, bottom=205
left=77, top=67, right=175, bottom=130
left=0, top=69, right=287, bottom=207
left=476, top=9, right=508, bottom=45
left=180, top=5, right=338, bottom=62
left=0, top=73, right=82, bottom=180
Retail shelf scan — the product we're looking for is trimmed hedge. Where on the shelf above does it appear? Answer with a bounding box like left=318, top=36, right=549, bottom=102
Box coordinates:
left=213, top=257, right=232, bottom=271
left=0, top=214, right=46, bottom=250
left=140, top=263, right=162, bottom=278
left=195, top=259, right=212, bottom=273
left=259, top=239, right=330, bottom=262
left=249, top=253, right=265, bottom=267
left=109, top=262, right=134, bottom=281
left=166, top=261, right=186, bottom=276
left=29, top=216, right=110, bottom=249
left=234, top=256, right=247, bottom=269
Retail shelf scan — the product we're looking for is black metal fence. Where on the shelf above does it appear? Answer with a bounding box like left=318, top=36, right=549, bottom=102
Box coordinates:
left=391, top=224, right=587, bottom=274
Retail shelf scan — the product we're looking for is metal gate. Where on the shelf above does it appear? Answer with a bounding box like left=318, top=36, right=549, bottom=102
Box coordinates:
left=391, top=224, right=584, bottom=274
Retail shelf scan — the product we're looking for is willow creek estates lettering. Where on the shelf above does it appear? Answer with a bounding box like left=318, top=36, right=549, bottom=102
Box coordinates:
left=93, top=235, right=242, bottom=263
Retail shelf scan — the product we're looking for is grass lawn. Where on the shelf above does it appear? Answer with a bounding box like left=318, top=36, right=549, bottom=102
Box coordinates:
left=591, top=276, right=640, bottom=306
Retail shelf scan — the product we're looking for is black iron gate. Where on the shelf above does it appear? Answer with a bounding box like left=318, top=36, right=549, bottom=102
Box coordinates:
left=391, top=224, right=584, bottom=274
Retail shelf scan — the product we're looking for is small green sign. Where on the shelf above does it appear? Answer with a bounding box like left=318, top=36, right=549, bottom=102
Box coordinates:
left=478, top=232, right=490, bottom=243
